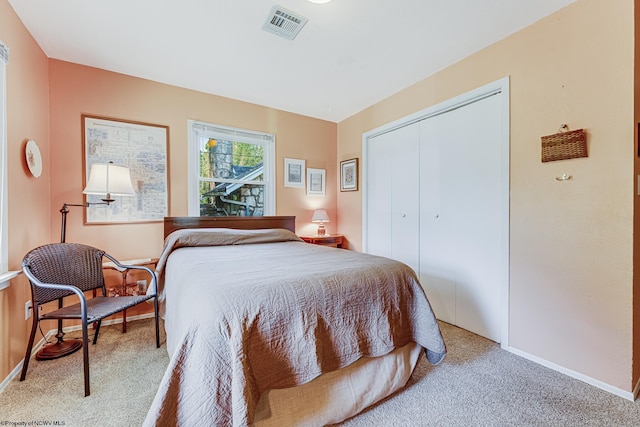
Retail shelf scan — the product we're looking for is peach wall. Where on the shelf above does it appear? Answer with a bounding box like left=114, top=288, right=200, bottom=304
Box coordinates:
left=44, top=61, right=337, bottom=337
left=1, top=2, right=336, bottom=383
left=48, top=60, right=337, bottom=258
left=1, top=0, right=637, bottom=401
left=338, top=0, right=636, bottom=392
left=0, top=0, right=51, bottom=382
left=634, top=0, right=640, bottom=387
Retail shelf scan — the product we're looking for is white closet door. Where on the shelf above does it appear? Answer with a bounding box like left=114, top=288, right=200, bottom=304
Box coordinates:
left=419, top=114, right=456, bottom=325
left=366, top=132, right=394, bottom=260
left=419, top=94, right=503, bottom=342
left=390, top=123, right=420, bottom=274
left=366, top=123, right=420, bottom=274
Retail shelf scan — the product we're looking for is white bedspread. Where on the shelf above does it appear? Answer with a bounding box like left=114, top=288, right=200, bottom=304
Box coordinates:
left=143, top=228, right=446, bottom=426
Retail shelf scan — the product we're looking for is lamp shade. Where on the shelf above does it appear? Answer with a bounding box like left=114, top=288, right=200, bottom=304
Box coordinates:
left=311, top=209, right=330, bottom=223
left=83, top=162, right=135, bottom=197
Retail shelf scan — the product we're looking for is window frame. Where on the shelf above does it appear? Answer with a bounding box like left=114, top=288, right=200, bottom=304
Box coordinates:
left=187, top=119, right=275, bottom=217
left=0, top=41, right=13, bottom=290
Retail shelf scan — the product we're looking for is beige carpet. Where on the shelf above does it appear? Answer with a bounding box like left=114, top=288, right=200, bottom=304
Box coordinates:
left=1, top=319, right=640, bottom=426
left=0, top=319, right=168, bottom=427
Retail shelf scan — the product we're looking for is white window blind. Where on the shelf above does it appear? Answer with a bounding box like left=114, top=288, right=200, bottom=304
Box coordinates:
left=190, top=122, right=273, bottom=145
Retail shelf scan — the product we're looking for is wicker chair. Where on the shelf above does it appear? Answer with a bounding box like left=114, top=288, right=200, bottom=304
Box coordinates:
left=20, top=243, right=160, bottom=396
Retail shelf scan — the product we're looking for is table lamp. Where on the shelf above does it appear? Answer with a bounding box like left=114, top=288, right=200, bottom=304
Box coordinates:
left=312, top=209, right=330, bottom=236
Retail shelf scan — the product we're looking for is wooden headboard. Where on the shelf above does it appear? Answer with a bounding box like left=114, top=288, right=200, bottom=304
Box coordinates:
left=164, top=216, right=296, bottom=238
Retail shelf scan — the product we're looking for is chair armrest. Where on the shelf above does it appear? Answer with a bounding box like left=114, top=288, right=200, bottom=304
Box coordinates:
left=22, top=266, right=86, bottom=298
left=21, top=266, right=89, bottom=317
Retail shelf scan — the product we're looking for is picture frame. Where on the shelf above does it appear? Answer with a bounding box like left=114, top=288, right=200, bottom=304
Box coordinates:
left=340, top=158, right=358, bottom=192
left=307, top=168, right=326, bottom=195
left=284, top=158, right=305, bottom=188
left=82, top=115, right=169, bottom=224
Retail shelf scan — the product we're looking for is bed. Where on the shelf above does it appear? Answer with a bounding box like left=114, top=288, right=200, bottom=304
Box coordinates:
left=143, top=216, right=446, bottom=426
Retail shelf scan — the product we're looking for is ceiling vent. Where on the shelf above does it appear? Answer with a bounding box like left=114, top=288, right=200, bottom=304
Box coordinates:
left=262, top=5, right=308, bottom=40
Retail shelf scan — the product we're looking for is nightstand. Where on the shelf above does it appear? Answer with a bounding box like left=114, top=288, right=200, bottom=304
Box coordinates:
left=300, top=234, right=344, bottom=248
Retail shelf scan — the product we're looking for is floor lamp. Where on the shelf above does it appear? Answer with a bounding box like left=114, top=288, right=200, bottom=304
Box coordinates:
left=36, top=162, right=136, bottom=360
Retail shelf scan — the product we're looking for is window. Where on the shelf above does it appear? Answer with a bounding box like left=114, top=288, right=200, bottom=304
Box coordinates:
left=0, top=41, right=11, bottom=290
left=188, top=120, right=275, bottom=217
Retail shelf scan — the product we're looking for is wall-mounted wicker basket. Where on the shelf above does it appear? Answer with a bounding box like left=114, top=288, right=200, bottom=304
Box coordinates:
left=541, top=128, right=587, bottom=163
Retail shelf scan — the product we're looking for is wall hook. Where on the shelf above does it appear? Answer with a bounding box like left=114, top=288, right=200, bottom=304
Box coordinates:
left=555, top=173, right=572, bottom=181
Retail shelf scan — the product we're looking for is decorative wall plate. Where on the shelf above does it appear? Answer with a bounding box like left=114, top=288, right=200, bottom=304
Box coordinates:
left=25, top=139, right=42, bottom=178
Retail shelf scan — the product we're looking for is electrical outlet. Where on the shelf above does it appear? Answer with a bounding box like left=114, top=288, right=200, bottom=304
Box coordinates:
left=136, top=280, right=147, bottom=293
left=25, top=300, right=32, bottom=320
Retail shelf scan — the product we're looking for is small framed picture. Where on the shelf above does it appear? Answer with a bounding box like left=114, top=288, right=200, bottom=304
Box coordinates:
left=284, top=158, right=305, bottom=188
left=340, top=158, right=358, bottom=192
left=307, top=168, right=326, bottom=195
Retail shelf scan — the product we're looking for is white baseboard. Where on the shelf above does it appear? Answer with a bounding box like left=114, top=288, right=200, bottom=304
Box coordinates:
left=507, top=346, right=636, bottom=401
left=0, top=313, right=156, bottom=395
left=0, top=361, right=23, bottom=395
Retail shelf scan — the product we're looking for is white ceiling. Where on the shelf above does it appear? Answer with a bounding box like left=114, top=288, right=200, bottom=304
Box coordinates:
left=8, top=0, right=575, bottom=123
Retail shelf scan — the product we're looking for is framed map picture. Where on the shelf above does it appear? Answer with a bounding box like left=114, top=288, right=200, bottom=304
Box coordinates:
left=82, top=115, right=169, bottom=223
left=340, top=158, right=358, bottom=192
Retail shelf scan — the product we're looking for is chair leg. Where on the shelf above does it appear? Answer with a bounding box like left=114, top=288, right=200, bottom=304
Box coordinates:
left=93, top=320, right=102, bottom=345
left=20, top=312, right=39, bottom=381
left=154, top=296, right=160, bottom=348
left=82, top=321, right=90, bottom=397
